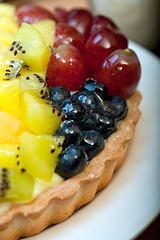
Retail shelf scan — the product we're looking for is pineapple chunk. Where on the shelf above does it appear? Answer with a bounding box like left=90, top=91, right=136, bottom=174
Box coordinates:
left=20, top=132, right=64, bottom=182
left=32, top=19, right=56, bottom=50
left=0, top=167, right=35, bottom=201
left=0, top=16, right=19, bottom=34
left=0, top=144, right=24, bottom=170
left=0, top=31, right=14, bottom=48
left=0, top=79, right=21, bottom=119
left=0, top=3, right=16, bottom=19
left=8, top=23, right=50, bottom=72
left=0, top=31, right=14, bottom=52
left=0, top=42, right=8, bottom=53
left=20, top=91, right=65, bottom=135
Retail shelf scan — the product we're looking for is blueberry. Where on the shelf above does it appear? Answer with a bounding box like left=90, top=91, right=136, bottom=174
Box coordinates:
left=72, top=90, right=103, bottom=111
left=79, top=78, right=109, bottom=100
left=95, top=109, right=116, bottom=139
left=49, top=85, right=71, bottom=105
left=78, top=110, right=97, bottom=131
left=104, top=96, right=128, bottom=121
left=56, top=144, right=88, bottom=178
left=80, top=130, right=105, bottom=161
left=59, top=97, right=87, bottom=124
left=56, top=120, right=83, bottom=149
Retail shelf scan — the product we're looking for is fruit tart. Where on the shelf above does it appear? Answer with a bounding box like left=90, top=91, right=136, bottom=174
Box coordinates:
left=0, top=2, right=142, bottom=240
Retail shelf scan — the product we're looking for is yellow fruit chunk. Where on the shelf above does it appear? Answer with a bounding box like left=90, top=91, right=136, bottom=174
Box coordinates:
left=20, top=132, right=64, bottom=182
left=17, top=69, right=49, bottom=99
left=0, top=110, right=30, bottom=144
left=0, top=3, right=16, bottom=19
left=0, top=31, right=14, bottom=47
left=20, top=91, right=65, bottom=135
left=0, top=144, right=24, bottom=170
left=0, top=51, right=23, bottom=81
left=8, top=23, right=50, bottom=72
left=32, top=19, right=56, bottom=50
left=0, top=42, right=8, bottom=53
left=0, top=31, right=14, bottom=52
left=0, top=167, right=35, bottom=201
left=0, top=79, right=21, bottom=119
left=0, top=16, right=19, bottom=34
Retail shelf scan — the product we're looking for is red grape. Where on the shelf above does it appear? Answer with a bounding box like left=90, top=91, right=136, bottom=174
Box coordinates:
left=47, top=44, right=87, bottom=91
left=55, top=23, right=85, bottom=51
left=94, top=49, right=141, bottom=99
left=89, top=15, right=128, bottom=54
left=66, top=9, right=93, bottom=40
left=90, top=15, right=119, bottom=35
left=54, top=7, right=68, bottom=23
left=85, top=27, right=127, bottom=77
left=16, top=4, right=57, bottom=24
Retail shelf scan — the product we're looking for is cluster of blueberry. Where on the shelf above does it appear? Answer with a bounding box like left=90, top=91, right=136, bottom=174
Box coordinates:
left=49, top=79, right=128, bottom=179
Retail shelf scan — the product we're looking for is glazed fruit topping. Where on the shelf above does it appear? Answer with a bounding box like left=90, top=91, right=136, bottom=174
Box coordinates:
left=56, top=144, right=88, bottom=179
left=56, top=120, right=83, bottom=149
left=54, top=78, right=128, bottom=178
left=66, top=9, right=93, bottom=40
left=54, top=7, right=68, bottom=23
left=89, top=15, right=119, bottom=34
left=0, top=2, right=141, bottom=199
left=49, top=85, right=71, bottom=106
left=95, top=48, right=141, bottom=99
left=46, top=44, right=87, bottom=90
left=55, top=23, right=85, bottom=51
left=79, top=78, right=109, bottom=100
left=84, top=27, right=128, bottom=77
left=72, top=90, right=103, bottom=111
left=81, top=130, right=105, bottom=161
left=17, top=4, right=57, bottom=25
left=95, top=109, right=116, bottom=139
left=78, top=110, right=97, bottom=131
left=103, top=96, right=128, bottom=121
left=59, top=97, right=87, bottom=124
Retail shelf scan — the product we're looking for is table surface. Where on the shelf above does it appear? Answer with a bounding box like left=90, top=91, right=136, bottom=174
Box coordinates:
left=136, top=215, right=160, bottom=240
left=5, top=0, right=160, bottom=239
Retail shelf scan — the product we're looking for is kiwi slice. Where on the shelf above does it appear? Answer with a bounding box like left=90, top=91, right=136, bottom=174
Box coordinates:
left=18, top=69, right=50, bottom=100
left=20, top=91, right=65, bottom=135
left=8, top=23, right=50, bottom=72
left=20, top=132, right=64, bottom=182
left=0, top=51, right=23, bottom=80
left=0, top=167, right=35, bottom=201
left=0, top=144, right=24, bottom=170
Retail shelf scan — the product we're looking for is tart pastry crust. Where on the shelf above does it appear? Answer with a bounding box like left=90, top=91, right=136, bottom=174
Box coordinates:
left=0, top=90, right=142, bottom=240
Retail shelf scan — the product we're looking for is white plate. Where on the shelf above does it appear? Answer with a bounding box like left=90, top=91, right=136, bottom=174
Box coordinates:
left=25, top=41, right=160, bottom=240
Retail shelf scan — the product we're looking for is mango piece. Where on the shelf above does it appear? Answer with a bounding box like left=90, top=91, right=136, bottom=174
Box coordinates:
left=0, top=110, right=30, bottom=144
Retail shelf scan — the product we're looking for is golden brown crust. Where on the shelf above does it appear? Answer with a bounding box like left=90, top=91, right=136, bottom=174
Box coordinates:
left=0, top=90, right=142, bottom=240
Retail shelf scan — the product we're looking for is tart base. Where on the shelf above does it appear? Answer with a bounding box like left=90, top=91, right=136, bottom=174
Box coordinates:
left=0, top=90, right=142, bottom=240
